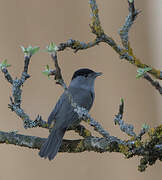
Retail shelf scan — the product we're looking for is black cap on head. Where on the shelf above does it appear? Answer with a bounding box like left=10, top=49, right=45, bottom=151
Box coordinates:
left=72, top=68, right=95, bottom=80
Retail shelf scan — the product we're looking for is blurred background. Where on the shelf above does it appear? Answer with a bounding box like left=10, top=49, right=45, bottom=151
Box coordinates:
left=0, top=0, right=161, bottom=179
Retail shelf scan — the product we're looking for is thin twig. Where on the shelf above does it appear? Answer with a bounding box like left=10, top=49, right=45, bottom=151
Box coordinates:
left=1, top=52, right=48, bottom=129
left=57, top=38, right=101, bottom=53
left=1, top=68, right=13, bottom=84
left=119, top=1, right=139, bottom=49
left=55, top=0, right=162, bottom=80
left=143, top=73, right=162, bottom=95
left=114, top=99, right=136, bottom=137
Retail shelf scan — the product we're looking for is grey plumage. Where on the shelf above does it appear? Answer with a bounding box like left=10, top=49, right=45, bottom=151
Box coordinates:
left=39, top=68, right=101, bottom=160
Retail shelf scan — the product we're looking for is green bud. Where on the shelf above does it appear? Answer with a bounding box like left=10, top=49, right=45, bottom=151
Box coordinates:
left=21, top=45, right=40, bottom=56
left=136, top=67, right=152, bottom=79
left=46, top=42, right=58, bottom=53
left=0, top=59, right=11, bottom=69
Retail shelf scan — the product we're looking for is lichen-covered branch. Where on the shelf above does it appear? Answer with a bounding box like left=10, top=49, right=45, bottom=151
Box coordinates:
left=114, top=99, right=136, bottom=137
left=82, top=113, right=110, bottom=138
left=0, top=126, right=161, bottom=172
left=0, top=0, right=161, bottom=173
left=55, top=0, right=162, bottom=80
left=0, top=130, right=124, bottom=152
left=119, top=0, right=139, bottom=49
left=1, top=67, right=13, bottom=84
left=68, top=124, right=92, bottom=138
left=143, top=73, right=162, bottom=95
left=89, top=0, right=104, bottom=37
left=57, top=38, right=102, bottom=53
left=114, top=99, right=150, bottom=140
left=0, top=47, right=48, bottom=129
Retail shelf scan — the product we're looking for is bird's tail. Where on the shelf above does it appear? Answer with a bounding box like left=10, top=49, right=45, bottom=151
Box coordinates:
left=39, top=127, right=65, bottom=160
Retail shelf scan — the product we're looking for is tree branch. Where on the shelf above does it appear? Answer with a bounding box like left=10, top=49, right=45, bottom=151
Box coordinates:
left=1, top=47, right=48, bottom=129
left=0, top=126, right=161, bottom=172
left=56, top=0, right=162, bottom=80
left=0, top=0, right=161, bottom=172
left=114, top=99, right=136, bottom=137
left=143, top=73, right=162, bottom=95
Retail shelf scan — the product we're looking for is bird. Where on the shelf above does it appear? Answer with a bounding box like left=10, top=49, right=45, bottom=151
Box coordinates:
left=39, top=68, right=102, bottom=160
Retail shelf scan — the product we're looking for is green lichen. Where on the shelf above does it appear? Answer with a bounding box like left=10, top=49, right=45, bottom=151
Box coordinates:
left=127, top=43, right=162, bottom=79
left=118, top=144, right=129, bottom=157
left=83, top=129, right=91, bottom=137
left=42, top=123, right=49, bottom=129
left=138, top=162, right=147, bottom=172
left=86, top=118, right=91, bottom=124
left=89, top=1, right=104, bottom=36
left=134, top=140, right=143, bottom=148
left=24, top=136, right=32, bottom=144
left=5, top=140, right=9, bottom=144
left=72, top=41, right=83, bottom=50
left=148, top=125, right=162, bottom=139
left=75, top=140, right=85, bottom=152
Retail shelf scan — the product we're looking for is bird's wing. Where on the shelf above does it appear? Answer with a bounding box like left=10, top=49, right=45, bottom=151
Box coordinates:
left=47, top=93, right=66, bottom=126
left=47, top=88, right=94, bottom=126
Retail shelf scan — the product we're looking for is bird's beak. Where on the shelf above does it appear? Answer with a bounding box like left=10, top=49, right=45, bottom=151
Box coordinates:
left=94, top=72, right=102, bottom=77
